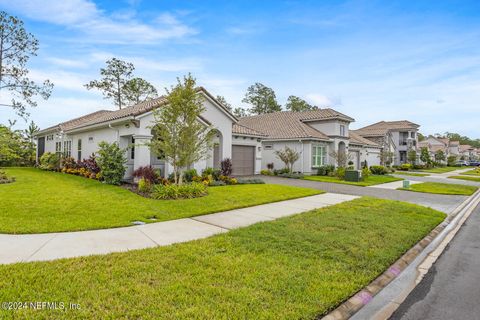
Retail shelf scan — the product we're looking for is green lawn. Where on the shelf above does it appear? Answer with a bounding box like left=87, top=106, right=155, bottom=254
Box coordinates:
left=460, top=169, right=480, bottom=176
left=303, top=174, right=402, bottom=186
left=399, top=182, right=478, bottom=196
left=0, top=168, right=321, bottom=234
left=394, top=172, right=430, bottom=177
left=419, top=166, right=473, bottom=174
left=448, top=176, right=480, bottom=183
left=0, top=197, right=445, bottom=320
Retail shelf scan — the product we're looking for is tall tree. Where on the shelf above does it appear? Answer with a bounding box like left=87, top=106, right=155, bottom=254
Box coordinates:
left=233, top=107, right=249, bottom=118
left=0, top=11, right=53, bottom=118
left=285, top=95, right=317, bottom=112
left=149, top=74, right=215, bottom=185
left=85, top=58, right=134, bottom=110
left=215, top=95, right=232, bottom=110
left=122, top=77, right=158, bottom=106
left=242, top=83, right=281, bottom=114
left=24, top=120, right=39, bottom=143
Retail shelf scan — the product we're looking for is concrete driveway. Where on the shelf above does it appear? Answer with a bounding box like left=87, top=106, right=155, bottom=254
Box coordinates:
left=259, top=176, right=467, bottom=213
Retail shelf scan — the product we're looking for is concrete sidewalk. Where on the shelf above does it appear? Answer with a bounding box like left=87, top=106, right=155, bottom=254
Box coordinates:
left=0, top=193, right=358, bottom=265
left=368, top=180, right=421, bottom=190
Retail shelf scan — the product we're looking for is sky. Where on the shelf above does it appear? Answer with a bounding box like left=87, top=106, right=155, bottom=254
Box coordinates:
left=0, top=0, right=479, bottom=137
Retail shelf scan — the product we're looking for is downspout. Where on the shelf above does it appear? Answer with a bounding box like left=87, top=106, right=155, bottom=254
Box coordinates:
left=299, top=139, right=304, bottom=173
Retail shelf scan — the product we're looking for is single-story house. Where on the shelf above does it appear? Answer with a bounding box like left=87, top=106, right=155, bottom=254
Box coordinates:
left=237, top=109, right=382, bottom=174
left=35, top=87, right=264, bottom=178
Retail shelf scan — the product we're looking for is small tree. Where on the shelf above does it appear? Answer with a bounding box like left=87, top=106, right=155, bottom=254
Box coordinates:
left=447, top=155, right=457, bottom=166
left=149, top=74, right=215, bottom=185
left=329, top=150, right=352, bottom=168
left=122, top=77, right=158, bottom=106
left=435, top=150, right=446, bottom=163
left=24, top=121, right=39, bottom=144
left=379, top=151, right=394, bottom=167
left=285, top=95, right=317, bottom=112
left=0, top=11, right=53, bottom=118
left=407, top=149, right=417, bottom=164
left=96, top=141, right=126, bottom=185
left=242, top=82, right=281, bottom=115
left=275, top=146, right=300, bottom=173
left=420, top=147, right=432, bottom=167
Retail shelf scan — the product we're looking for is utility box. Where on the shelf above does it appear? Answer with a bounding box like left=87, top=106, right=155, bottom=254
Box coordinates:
left=403, top=180, right=410, bottom=188
left=345, top=170, right=362, bottom=182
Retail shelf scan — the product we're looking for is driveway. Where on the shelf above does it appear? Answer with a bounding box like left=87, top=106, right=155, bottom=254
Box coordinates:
left=390, top=202, right=480, bottom=320
left=259, top=176, right=467, bottom=213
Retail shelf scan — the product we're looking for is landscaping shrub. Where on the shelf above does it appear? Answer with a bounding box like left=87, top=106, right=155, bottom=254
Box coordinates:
left=278, top=172, right=304, bottom=179
left=317, top=165, right=335, bottom=176
left=202, top=167, right=221, bottom=181
left=273, top=168, right=290, bottom=175
left=220, top=158, right=233, bottom=177
left=370, top=165, right=388, bottom=175
left=208, top=180, right=226, bottom=187
left=237, top=178, right=266, bottom=184
left=61, top=157, right=77, bottom=169
left=133, top=165, right=159, bottom=184
left=77, top=155, right=101, bottom=174
left=362, top=167, right=371, bottom=179
left=0, top=171, right=15, bottom=184
left=447, top=155, right=457, bottom=167
left=182, top=169, right=199, bottom=182
left=152, top=182, right=208, bottom=200
left=398, top=164, right=412, bottom=171
left=412, top=164, right=426, bottom=170
left=138, top=178, right=153, bottom=194
left=260, top=169, right=273, bottom=176
left=267, top=163, right=274, bottom=170
left=96, top=142, right=127, bottom=185
left=39, top=152, right=60, bottom=171
left=335, top=167, right=346, bottom=179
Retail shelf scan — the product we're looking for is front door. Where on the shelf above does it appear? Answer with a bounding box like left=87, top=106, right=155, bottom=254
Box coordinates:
left=37, top=137, right=45, bottom=161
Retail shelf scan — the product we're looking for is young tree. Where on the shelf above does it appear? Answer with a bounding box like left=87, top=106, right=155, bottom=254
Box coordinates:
left=407, top=148, right=417, bottom=164
left=85, top=58, right=134, bottom=110
left=242, top=82, right=281, bottom=114
left=122, top=77, right=158, bottom=106
left=447, top=155, right=457, bottom=166
left=0, top=124, right=35, bottom=166
left=149, top=74, right=215, bottom=185
left=329, top=150, right=352, bottom=168
left=215, top=95, right=232, bottom=110
left=420, top=147, right=432, bottom=167
left=274, top=146, right=300, bottom=173
left=285, top=95, right=317, bottom=112
left=435, top=150, right=446, bottom=163
left=0, top=11, right=53, bottom=118
left=379, top=150, right=394, bottom=166
left=24, top=120, right=39, bottom=143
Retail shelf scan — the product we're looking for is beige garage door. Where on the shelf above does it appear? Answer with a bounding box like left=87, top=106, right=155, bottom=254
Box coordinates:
left=232, top=145, right=255, bottom=176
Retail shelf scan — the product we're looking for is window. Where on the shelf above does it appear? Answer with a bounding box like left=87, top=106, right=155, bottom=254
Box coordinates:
left=312, top=145, right=326, bottom=168
left=88, top=136, right=94, bottom=143
left=55, top=142, right=62, bottom=157
left=340, top=125, right=346, bottom=137
left=264, top=145, right=273, bottom=150
left=63, top=141, right=72, bottom=158
left=46, top=135, right=54, bottom=141
left=77, top=139, right=82, bottom=160
left=131, top=137, right=135, bottom=160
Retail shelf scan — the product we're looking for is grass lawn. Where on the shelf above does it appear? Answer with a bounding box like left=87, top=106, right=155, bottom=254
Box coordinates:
left=0, top=197, right=445, bottom=320
left=399, top=182, right=478, bottom=196
left=0, top=168, right=321, bottom=234
left=448, top=176, right=480, bottom=183
left=419, top=166, right=473, bottom=174
left=460, top=169, right=480, bottom=176
left=303, top=174, right=403, bottom=186
left=394, top=172, right=430, bottom=177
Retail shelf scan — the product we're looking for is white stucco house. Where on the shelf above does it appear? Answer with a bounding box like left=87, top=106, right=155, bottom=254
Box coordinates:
left=237, top=109, right=382, bottom=174
left=35, top=87, right=264, bottom=178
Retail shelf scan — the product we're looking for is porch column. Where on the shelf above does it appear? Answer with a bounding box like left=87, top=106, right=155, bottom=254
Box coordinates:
left=133, top=134, right=152, bottom=172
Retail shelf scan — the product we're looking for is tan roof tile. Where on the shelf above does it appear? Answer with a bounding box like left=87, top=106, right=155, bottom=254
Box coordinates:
left=349, top=131, right=380, bottom=147
left=232, top=123, right=267, bottom=137
left=355, top=120, right=419, bottom=137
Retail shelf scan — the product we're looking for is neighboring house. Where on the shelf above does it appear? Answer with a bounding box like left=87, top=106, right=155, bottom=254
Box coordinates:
left=459, top=144, right=478, bottom=161
left=354, top=121, right=420, bottom=165
left=35, top=87, right=264, bottom=178
left=419, top=136, right=461, bottom=163
left=237, top=109, right=382, bottom=174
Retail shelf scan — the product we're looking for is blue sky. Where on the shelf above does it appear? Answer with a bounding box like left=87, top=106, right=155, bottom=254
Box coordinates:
left=1, top=0, right=479, bottom=137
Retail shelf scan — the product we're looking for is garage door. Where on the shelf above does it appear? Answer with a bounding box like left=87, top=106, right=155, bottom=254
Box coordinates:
left=232, top=145, right=255, bottom=176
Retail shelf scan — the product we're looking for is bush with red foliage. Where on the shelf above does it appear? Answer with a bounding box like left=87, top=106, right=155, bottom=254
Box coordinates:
left=133, top=165, right=160, bottom=184
left=77, top=154, right=100, bottom=174
left=220, top=158, right=233, bottom=177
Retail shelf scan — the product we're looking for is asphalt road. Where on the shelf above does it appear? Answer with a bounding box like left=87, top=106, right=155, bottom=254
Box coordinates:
left=390, top=203, right=480, bottom=320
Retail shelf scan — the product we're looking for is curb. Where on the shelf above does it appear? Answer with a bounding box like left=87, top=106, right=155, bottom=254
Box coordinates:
left=320, top=189, right=480, bottom=320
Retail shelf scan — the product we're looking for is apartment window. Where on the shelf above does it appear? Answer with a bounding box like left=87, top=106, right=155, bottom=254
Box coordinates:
left=55, top=142, right=62, bottom=157
left=63, top=141, right=72, bottom=158
left=340, top=125, right=346, bottom=137
left=312, top=145, right=326, bottom=168
left=77, top=139, right=82, bottom=160
left=400, top=132, right=408, bottom=145
left=46, top=135, right=54, bottom=141
left=130, top=137, right=135, bottom=160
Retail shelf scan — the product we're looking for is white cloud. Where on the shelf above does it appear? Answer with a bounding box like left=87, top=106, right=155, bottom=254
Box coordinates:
left=0, top=0, right=196, bottom=44
left=28, top=69, right=90, bottom=92
left=305, top=94, right=334, bottom=107
left=45, top=57, right=89, bottom=69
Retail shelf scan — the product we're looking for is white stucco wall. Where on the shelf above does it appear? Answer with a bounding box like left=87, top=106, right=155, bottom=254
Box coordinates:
left=307, top=120, right=350, bottom=138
